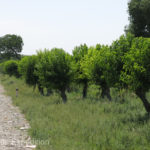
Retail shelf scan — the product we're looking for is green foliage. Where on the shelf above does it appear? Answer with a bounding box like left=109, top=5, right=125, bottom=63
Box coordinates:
left=105, top=33, right=135, bottom=88
left=18, top=55, right=38, bottom=86
left=72, top=44, right=88, bottom=62
left=72, top=44, right=89, bottom=82
left=82, top=45, right=106, bottom=85
left=81, top=45, right=113, bottom=100
left=0, top=62, right=6, bottom=74
left=35, top=50, right=52, bottom=89
left=126, top=0, right=150, bottom=37
left=4, top=60, right=20, bottom=77
left=121, top=37, right=150, bottom=93
left=72, top=44, right=89, bottom=98
left=0, top=34, right=23, bottom=60
left=120, top=37, right=150, bottom=113
left=36, top=48, right=73, bottom=101
left=37, top=48, right=72, bottom=90
left=81, top=34, right=134, bottom=92
left=95, top=43, right=102, bottom=50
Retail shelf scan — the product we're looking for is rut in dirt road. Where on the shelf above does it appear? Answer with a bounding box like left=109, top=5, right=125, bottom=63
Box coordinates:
left=0, top=85, right=35, bottom=150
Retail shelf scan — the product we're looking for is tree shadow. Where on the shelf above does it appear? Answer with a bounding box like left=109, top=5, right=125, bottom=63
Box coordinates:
left=121, top=113, right=150, bottom=125
left=136, top=113, right=150, bottom=124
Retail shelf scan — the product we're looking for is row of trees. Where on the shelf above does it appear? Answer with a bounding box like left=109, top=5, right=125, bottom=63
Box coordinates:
left=1, top=0, right=150, bottom=113
left=2, top=33, right=150, bottom=114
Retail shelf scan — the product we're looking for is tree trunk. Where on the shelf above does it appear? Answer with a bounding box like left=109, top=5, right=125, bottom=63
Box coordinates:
left=60, top=89, right=67, bottom=103
left=38, top=84, right=44, bottom=96
left=83, top=81, right=88, bottom=98
left=46, top=88, right=52, bottom=96
left=67, top=87, right=72, bottom=93
left=136, top=90, right=150, bottom=114
left=101, top=85, right=112, bottom=101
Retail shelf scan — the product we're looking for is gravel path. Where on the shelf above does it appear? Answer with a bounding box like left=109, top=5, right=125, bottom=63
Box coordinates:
left=0, top=85, right=35, bottom=150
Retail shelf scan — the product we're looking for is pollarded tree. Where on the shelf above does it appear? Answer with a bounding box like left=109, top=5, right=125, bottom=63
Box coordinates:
left=121, top=37, right=150, bottom=113
left=81, top=45, right=112, bottom=101
left=36, top=48, right=73, bottom=103
left=18, top=55, right=44, bottom=95
left=35, top=50, right=53, bottom=96
left=0, top=34, right=23, bottom=60
left=72, top=44, right=89, bottom=98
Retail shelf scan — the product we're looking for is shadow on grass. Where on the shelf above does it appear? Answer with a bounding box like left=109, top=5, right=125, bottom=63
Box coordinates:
left=136, top=113, right=150, bottom=123
left=121, top=113, right=150, bottom=125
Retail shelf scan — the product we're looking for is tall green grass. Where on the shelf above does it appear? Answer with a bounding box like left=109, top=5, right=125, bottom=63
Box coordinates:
left=0, top=74, right=150, bottom=150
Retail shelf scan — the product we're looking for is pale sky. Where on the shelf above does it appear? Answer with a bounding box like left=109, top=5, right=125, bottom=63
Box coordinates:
left=0, top=0, right=129, bottom=55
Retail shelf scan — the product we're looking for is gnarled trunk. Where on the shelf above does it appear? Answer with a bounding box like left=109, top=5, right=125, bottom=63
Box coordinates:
left=83, top=81, right=88, bottom=98
left=101, top=85, right=112, bottom=101
left=136, top=90, right=150, bottom=114
left=38, top=84, right=44, bottom=96
left=60, top=89, right=67, bottom=103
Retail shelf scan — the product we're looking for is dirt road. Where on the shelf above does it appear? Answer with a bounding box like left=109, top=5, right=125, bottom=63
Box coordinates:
left=0, top=85, right=34, bottom=150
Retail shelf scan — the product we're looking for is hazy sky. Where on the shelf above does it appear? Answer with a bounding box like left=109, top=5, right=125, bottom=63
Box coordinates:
left=0, top=0, right=129, bottom=55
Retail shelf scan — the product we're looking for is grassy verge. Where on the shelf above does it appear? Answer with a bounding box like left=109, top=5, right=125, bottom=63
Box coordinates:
left=0, top=74, right=150, bottom=150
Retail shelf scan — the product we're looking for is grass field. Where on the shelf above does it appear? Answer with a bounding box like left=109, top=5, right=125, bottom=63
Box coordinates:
left=1, top=74, right=150, bottom=150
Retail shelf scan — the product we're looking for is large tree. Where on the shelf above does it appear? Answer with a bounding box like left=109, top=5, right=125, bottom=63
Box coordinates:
left=72, top=44, right=89, bottom=98
left=36, top=48, right=73, bottom=103
left=121, top=37, right=150, bottom=113
left=18, top=55, right=44, bottom=95
left=126, top=0, right=150, bottom=37
left=81, top=45, right=112, bottom=101
left=0, top=34, right=23, bottom=60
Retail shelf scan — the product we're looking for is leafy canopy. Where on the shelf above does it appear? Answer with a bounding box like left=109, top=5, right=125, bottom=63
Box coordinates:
left=36, top=48, right=73, bottom=91
left=18, top=55, right=38, bottom=86
left=4, top=60, right=20, bottom=78
left=0, top=34, right=23, bottom=60
left=126, top=0, right=150, bottom=37
left=72, top=44, right=89, bottom=84
left=121, top=37, right=150, bottom=93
